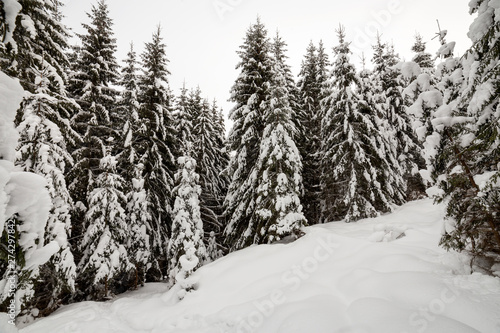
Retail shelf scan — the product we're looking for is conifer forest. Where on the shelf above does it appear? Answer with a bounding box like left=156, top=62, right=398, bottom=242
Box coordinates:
left=0, top=0, right=499, bottom=332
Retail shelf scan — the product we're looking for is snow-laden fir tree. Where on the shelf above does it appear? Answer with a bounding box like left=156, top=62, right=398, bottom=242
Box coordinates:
left=126, top=163, right=151, bottom=289
left=224, top=18, right=274, bottom=250
left=0, top=67, right=58, bottom=320
left=358, top=63, right=406, bottom=200
left=210, top=100, right=230, bottom=198
left=317, top=40, right=330, bottom=87
left=208, top=100, right=230, bottom=253
left=68, top=0, right=120, bottom=257
left=411, top=33, right=434, bottom=70
left=136, top=25, right=176, bottom=278
left=437, top=0, right=500, bottom=256
left=114, top=44, right=153, bottom=288
left=15, top=69, right=77, bottom=317
left=174, top=84, right=194, bottom=156
left=402, top=31, right=458, bottom=187
left=167, top=156, right=207, bottom=299
left=427, top=42, right=464, bottom=181
left=78, top=152, right=132, bottom=299
left=296, top=40, right=330, bottom=225
left=187, top=87, right=203, bottom=124
left=272, top=32, right=301, bottom=135
left=320, top=27, right=404, bottom=223
left=0, top=0, right=70, bottom=94
left=0, top=4, right=68, bottom=312
left=252, top=38, right=307, bottom=243
left=0, top=0, right=79, bottom=316
left=192, top=99, right=228, bottom=238
left=117, top=43, right=141, bottom=179
left=209, top=100, right=230, bottom=216
left=372, top=36, right=426, bottom=200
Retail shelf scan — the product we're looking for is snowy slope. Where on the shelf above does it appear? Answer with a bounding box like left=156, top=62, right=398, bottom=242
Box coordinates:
left=19, top=199, right=500, bottom=333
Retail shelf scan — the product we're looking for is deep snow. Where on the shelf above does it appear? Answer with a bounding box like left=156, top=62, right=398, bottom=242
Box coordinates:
left=16, top=199, right=500, bottom=333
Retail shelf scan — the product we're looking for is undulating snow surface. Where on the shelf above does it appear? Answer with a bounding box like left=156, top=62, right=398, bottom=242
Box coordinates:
left=19, top=200, right=500, bottom=333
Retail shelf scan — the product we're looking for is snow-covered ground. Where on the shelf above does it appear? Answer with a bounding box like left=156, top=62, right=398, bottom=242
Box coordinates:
left=17, top=199, right=500, bottom=333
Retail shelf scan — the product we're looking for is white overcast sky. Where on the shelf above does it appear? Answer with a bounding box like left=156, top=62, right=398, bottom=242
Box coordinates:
left=61, top=0, right=474, bottom=122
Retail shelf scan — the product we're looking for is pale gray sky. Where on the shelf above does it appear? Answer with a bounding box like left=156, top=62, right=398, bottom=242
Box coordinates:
left=61, top=0, right=474, bottom=122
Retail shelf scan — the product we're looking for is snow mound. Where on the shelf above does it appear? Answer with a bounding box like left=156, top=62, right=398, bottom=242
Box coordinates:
left=20, top=200, right=500, bottom=333
left=367, top=224, right=408, bottom=242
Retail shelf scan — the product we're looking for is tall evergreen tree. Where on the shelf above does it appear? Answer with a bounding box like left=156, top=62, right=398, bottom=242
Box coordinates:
left=1, top=0, right=78, bottom=315
left=223, top=18, right=274, bottom=250
left=427, top=43, right=464, bottom=181
left=320, top=27, right=403, bottom=223
left=253, top=39, right=307, bottom=243
left=271, top=32, right=301, bottom=133
left=137, top=26, right=176, bottom=278
left=192, top=99, right=226, bottom=237
left=437, top=0, right=500, bottom=256
left=0, top=0, right=70, bottom=319
left=297, top=40, right=329, bottom=225
left=167, top=156, right=207, bottom=299
left=0, top=0, right=69, bottom=94
left=117, top=42, right=141, bottom=182
left=78, top=153, right=132, bottom=299
left=116, top=42, right=152, bottom=288
left=404, top=63, right=446, bottom=187
left=372, top=36, right=426, bottom=200
left=174, top=84, right=194, bottom=156
left=209, top=100, right=230, bottom=222
left=68, top=0, right=120, bottom=258
left=411, top=33, right=434, bottom=70
left=15, top=70, right=77, bottom=316
left=126, top=163, right=151, bottom=289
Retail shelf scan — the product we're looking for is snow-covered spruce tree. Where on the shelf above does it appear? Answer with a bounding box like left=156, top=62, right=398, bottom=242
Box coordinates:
left=0, top=63, right=59, bottom=321
left=126, top=163, right=151, bottom=289
left=68, top=0, right=120, bottom=261
left=358, top=63, right=405, bottom=200
left=428, top=42, right=465, bottom=181
left=116, top=43, right=152, bottom=288
left=78, top=152, right=132, bottom=300
left=271, top=32, right=301, bottom=135
left=137, top=25, right=176, bottom=278
left=0, top=0, right=79, bottom=317
left=0, top=0, right=69, bottom=94
left=187, top=87, right=203, bottom=125
left=117, top=42, right=141, bottom=180
left=437, top=0, right=500, bottom=257
left=167, top=156, right=207, bottom=299
left=320, top=27, right=403, bottom=223
left=223, top=18, right=274, bottom=251
left=0, top=4, right=61, bottom=311
left=317, top=40, right=330, bottom=88
left=403, top=64, right=448, bottom=187
left=296, top=40, right=330, bottom=225
left=207, top=100, right=230, bottom=258
left=192, top=99, right=226, bottom=239
left=209, top=100, right=230, bottom=219
left=15, top=71, right=77, bottom=317
left=372, top=36, right=426, bottom=200
left=411, top=33, right=434, bottom=70
left=174, top=84, right=194, bottom=156
left=253, top=40, right=307, bottom=243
